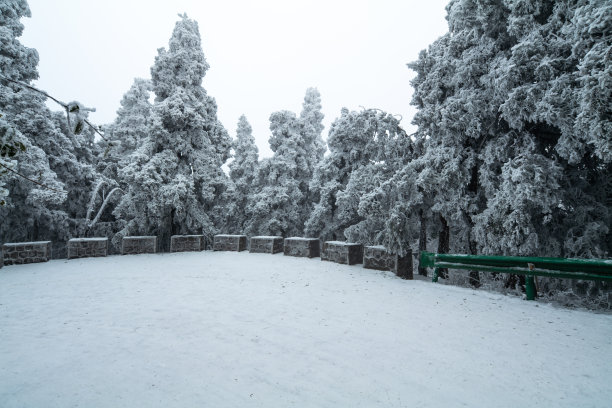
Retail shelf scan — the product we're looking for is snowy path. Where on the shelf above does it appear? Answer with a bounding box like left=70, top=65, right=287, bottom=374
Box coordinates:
left=1, top=251, right=610, bottom=407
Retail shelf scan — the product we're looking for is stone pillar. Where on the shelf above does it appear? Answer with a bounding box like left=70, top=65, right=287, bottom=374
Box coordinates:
left=121, top=236, right=157, bottom=255
left=213, top=235, right=247, bottom=251
left=170, top=235, right=204, bottom=252
left=321, top=241, right=364, bottom=265
left=283, top=237, right=320, bottom=258
left=67, top=238, right=108, bottom=259
left=363, top=246, right=413, bottom=279
left=249, top=236, right=284, bottom=254
left=2, top=241, right=52, bottom=265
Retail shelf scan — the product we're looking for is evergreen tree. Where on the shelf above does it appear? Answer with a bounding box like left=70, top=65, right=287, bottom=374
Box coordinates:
left=226, top=115, right=258, bottom=233
left=408, top=0, right=611, bottom=292
left=305, top=108, right=412, bottom=242
left=245, top=111, right=309, bottom=236
left=300, top=87, right=326, bottom=172
left=99, top=78, right=152, bottom=180
left=0, top=0, right=87, bottom=252
left=114, top=14, right=231, bottom=249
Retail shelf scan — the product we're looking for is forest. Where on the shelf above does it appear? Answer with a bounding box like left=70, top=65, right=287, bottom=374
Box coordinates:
left=1, top=1, right=610, bottom=306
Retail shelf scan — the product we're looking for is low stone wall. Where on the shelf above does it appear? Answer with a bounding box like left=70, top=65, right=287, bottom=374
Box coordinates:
left=321, top=241, right=363, bottom=265
left=249, top=236, right=283, bottom=254
left=363, top=246, right=413, bottom=279
left=170, top=235, right=204, bottom=252
left=283, top=237, right=320, bottom=258
left=67, top=238, right=108, bottom=259
left=213, top=235, right=247, bottom=252
left=2, top=241, right=52, bottom=265
left=122, top=236, right=157, bottom=255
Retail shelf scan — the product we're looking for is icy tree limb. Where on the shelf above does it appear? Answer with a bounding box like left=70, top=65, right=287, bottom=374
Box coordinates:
left=86, top=180, right=109, bottom=221
left=0, top=74, right=111, bottom=143
left=0, top=161, right=65, bottom=193
left=88, top=187, right=123, bottom=228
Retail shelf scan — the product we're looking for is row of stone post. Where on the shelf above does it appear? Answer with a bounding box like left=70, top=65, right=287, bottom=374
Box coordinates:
left=212, top=235, right=413, bottom=280
left=1, top=234, right=413, bottom=279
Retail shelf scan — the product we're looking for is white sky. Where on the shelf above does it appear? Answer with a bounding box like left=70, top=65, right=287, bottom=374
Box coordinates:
left=21, top=0, right=449, bottom=158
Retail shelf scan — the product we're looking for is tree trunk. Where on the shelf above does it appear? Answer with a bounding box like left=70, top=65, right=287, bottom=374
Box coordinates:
left=468, top=234, right=481, bottom=288
left=418, top=209, right=428, bottom=276
left=437, top=214, right=449, bottom=280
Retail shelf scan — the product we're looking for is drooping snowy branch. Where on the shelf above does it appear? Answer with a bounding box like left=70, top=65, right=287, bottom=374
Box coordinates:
left=88, top=187, right=123, bottom=228
left=86, top=180, right=109, bottom=221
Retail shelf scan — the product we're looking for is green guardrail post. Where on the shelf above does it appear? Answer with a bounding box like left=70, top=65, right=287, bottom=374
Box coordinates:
left=432, top=267, right=439, bottom=283
left=525, top=276, right=536, bottom=300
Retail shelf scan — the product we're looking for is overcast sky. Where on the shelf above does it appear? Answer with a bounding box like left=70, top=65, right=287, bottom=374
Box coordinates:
left=21, top=0, right=449, bottom=158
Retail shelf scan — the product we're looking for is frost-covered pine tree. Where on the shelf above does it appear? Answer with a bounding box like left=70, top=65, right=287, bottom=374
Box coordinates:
left=245, top=111, right=312, bottom=236
left=99, top=78, right=152, bottom=180
left=88, top=78, right=153, bottom=234
left=305, top=108, right=412, bottom=242
left=300, top=87, right=326, bottom=171
left=299, top=87, right=326, bottom=213
left=409, top=0, right=611, bottom=296
left=225, top=115, right=259, bottom=233
left=0, top=0, right=74, bottom=248
left=114, top=14, right=231, bottom=249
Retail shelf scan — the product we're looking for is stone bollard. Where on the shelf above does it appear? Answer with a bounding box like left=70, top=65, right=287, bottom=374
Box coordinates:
left=363, top=246, right=413, bottom=279
left=249, top=236, right=284, bottom=254
left=170, top=235, right=204, bottom=252
left=2, top=241, right=52, bottom=265
left=321, top=241, right=363, bottom=265
left=213, top=235, right=247, bottom=252
left=67, top=238, right=108, bottom=259
left=121, top=236, right=157, bottom=255
left=283, top=237, right=320, bottom=258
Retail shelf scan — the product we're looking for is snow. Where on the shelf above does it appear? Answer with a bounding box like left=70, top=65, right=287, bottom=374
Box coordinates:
left=1, top=251, right=611, bottom=408
left=286, top=237, right=318, bottom=241
left=216, top=234, right=246, bottom=238
left=251, top=236, right=282, bottom=239
left=325, top=241, right=360, bottom=246
left=2, top=241, right=51, bottom=246
left=68, top=237, right=108, bottom=242
left=366, top=245, right=388, bottom=250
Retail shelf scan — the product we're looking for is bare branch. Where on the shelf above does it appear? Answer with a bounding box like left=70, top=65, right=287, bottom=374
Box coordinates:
left=0, top=161, right=65, bottom=193
left=0, top=74, right=111, bottom=143
left=88, top=187, right=123, bottom=228
left=86, top=180, right=109, bottom=221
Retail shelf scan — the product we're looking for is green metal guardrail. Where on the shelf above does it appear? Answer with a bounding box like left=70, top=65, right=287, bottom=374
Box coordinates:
left=419, top=251, right=612, bottom=300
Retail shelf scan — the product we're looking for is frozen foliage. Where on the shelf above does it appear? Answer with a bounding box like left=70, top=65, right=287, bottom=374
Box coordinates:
left=103, top=78, right=152, bottom=174
left=245, top=89, right=326, bottom=236
left=300, top=87, right=326, bottom=172
left=306, top=108, right=414, bottom=245
left=409, top=0, right=610, bottom=258
left=114, top=14, right=231, bottom=250
left=0, top=0, right=100, bottom=256
left=245, top=111, right=308, bottom=236
left=404, top=0, right=611, bottom=296
left=226, top=115, right=258, bottom=233
left=88, top=79, right=153, bottom=234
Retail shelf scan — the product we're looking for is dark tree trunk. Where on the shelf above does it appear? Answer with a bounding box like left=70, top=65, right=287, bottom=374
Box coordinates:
left=418, top=209, right=428, bottom=276
left=437, top=214, right=449, bottom=280
left=468, top=234, right=481, bottom=288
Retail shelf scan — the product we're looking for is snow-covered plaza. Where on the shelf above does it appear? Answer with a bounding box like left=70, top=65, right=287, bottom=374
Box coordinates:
left=1, top=251, right=610, bottom=407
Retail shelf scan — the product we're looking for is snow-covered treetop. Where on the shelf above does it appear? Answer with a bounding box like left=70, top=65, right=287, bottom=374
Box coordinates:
left=230, top=115, right=258, bottom=182
left=300, top=87, right=326, bottom=161
left=151, top=13, right=210, bottom=101
left=0, top=0, right=38, bottom=83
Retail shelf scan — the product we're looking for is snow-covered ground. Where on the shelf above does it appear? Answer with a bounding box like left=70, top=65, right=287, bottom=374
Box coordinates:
left=1, top=251, right=610, bottom=408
